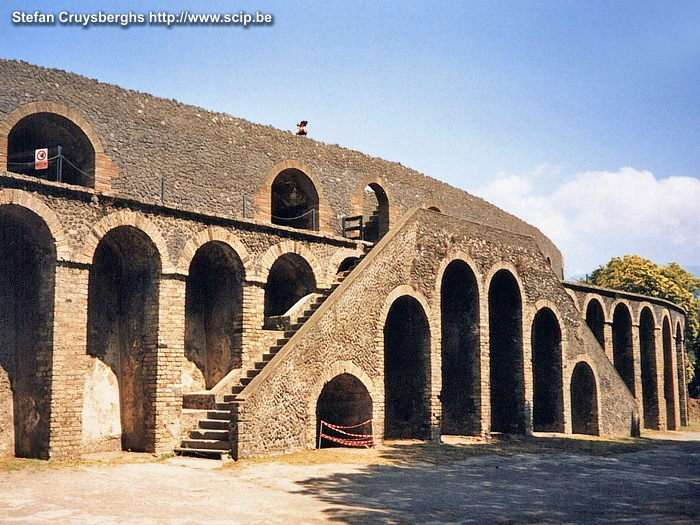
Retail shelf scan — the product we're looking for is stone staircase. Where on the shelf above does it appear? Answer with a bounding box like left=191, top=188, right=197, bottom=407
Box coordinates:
left=174, top=253, right=367, bottom=459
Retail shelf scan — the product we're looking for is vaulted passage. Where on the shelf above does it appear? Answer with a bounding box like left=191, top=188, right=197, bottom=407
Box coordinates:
left=662, top=318, right=676, bottom=430
left=612, top=304, right=635, bottom=396
left=531, top=308, right=564, bottom=432
left=585, top=299, right=605, bottom=349
left=271, top=169, right=319, bottom=230
left=440, top=260, right=480, bottom=435
left=7, top=112, right=95, bottom=187
left=316, top=373, right=373, bottom=448
left=0, top=206, right=55, bottom=458
left=639, top=308, right=659, bottom=429
left=86, top=226, right=160, bottom=452
left=362, top=183, right=389, bottom=242
left=384, top=296, right=430, bottom=439
left=570, top=362, right=598, bottom=435
left=185, top=242, right=244, bottom=390
left=489, top=270, right=525, bottom=434
left=264, top=254, right=316, bottom=319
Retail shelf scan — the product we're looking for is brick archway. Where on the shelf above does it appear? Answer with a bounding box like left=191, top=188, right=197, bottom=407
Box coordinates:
left=254, top=240, right=327, bottom=287
left=0, top=189, right=69, bottom=261
left=176, top=226, right=252, bottom=277
left=0, top=102, right=118, bottom=192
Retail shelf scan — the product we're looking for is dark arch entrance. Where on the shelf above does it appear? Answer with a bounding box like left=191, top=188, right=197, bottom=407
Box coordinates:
left=7, top=112, right=95, bottom=187
left=440, top=260, right=480, bottom=435
left=612, top=304, right=635, bottom=396
left=639, top=308, right=659, bottom=429
left=662, top=318, right=676, bottom=430
left=384, top=295, right=431, bottom=439
left=585, top=299, right=605, bottom=349
left=570, top=362, right=598, bottom=435
left=0, top=205, right=55, bottom=458
left=363, top=183, right=389, bottom=242
left=531, top=308, right=564, bottom=432
left=316, top=373, right=373, bottom=448
left=264, top=253, right=316, bottom=320
left=185, top=242, right=244, bottom=390
left=489, top=270, right=525, bottom=434
left=87, top=226, right=161, bottom=452
left=271, top=169, right=319, bottom=230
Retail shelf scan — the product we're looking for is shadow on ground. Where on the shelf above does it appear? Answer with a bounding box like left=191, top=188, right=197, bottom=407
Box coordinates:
left=296, top=435, right=700, bottom=524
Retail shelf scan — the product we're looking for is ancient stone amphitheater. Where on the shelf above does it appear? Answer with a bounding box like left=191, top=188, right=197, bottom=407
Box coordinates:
left=0, top=60, right=688, bottom=460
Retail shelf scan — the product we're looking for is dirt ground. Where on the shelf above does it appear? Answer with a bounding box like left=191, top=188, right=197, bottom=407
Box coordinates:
left=1, top=431, right=699, bottom=524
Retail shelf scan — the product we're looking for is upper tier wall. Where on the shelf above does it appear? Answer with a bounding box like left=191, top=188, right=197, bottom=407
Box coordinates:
left=0, top=59, right=563, bottom=275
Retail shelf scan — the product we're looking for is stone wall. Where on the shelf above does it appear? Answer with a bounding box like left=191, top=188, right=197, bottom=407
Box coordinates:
left=233, top=209, right=640, bottom=458
left=0, top=59, right=563, bottom=275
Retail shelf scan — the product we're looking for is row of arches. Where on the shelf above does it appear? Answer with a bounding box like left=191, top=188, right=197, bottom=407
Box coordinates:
left=584, top=298, right=681, bottom=430
left=3, top=109, right=394, bottom=239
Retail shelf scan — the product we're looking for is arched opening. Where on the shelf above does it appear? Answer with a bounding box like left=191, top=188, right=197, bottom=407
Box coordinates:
left=639, top=307, right=659, bottom=429
left=7, top=112, right=95, bottom=187
left=570, top=362, right=598, bottom=435
left=86, top=226, right=160, bottom=452
left=270, top=169, right=319, bottom=231
left=489, top=270, right=525, bottom=434
left=185, top=242, right=244, bottom=390
left=336, top=256, right=360, bottom=281
left=612, top=304, right=635, bottom=396
left=264, top=253, right=316, bottom=320
left=440, top=260, right=480, bottom=435
left=662, top=318, right=676, bottom=430
left=585, top=299, right=605, bottom=349
left=427, top=206, right=441, bottom=212
left=384, top=295, right=431, bottom=439
left=362, top=183, right=389, bottom=242
left=0, top=205, right=55, bottom=458
left=316, top=373, right=373, bottom=448
left=675, top=323, right=686, bottom=425
left=531, top=308, right=564, bottom=432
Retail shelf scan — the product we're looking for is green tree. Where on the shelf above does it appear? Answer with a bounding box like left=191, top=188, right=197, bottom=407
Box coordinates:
left=584, top=255, right=700, bottom=395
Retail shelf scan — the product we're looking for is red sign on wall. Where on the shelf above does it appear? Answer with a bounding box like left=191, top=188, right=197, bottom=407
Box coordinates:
left=35, top=148, right=48, bottom=170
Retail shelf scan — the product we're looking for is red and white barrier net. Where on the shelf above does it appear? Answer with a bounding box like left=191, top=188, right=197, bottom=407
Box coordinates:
left=319, top=419, right=374, bottom=448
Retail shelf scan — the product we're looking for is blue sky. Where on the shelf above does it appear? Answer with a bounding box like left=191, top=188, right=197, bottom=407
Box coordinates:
left=2, top=1, right=699, bottom=276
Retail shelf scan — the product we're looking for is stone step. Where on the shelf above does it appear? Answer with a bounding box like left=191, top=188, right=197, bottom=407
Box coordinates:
left=180, top=439, right=231, bottom=451
left=189, top=429, right=229, bottom=440
left=198, top=419, right=229, bottom=430
left=283, top=330, right=297, bottom=338
left=214, top=402, right=236, bottom=410
left=246, top=369, right=260, bottom=378
left=206, top=410, right=231, bottom=420
left=254, top=361, right=266, bottom=370
left=240, top=377, right=253, bottom=385
left=222, top=394, right=240, bottom=402
left=261, top=352, right=276, bottom=362
left=174, top=448, right=225, bottom=459
left=231, top=385, right=245, bottom=394
left=275, top=338, right=290, bottom=346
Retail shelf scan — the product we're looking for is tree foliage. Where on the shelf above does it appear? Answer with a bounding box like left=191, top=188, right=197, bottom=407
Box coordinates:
left=584, top=255, right=700, bottom=395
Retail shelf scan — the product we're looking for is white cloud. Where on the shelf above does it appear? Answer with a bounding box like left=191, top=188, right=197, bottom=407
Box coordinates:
left=472, top=167, right=700, bottom=275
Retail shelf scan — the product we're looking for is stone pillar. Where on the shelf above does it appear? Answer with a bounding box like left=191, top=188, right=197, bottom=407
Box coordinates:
left=631, top=323, right=644, bottom=417
left=429, top=311, right=441, bottom=442
left=153, top=274, right=186, bottom=454
left=653, top=326, right=667, bottom=430
left=603, top=321, right=614, bottom=362
left=522, top=308, right=534, bottom=435
left=479, top=300, right=491, bottom=436
left=240, top=280, right=267, bottom=367
left=49, top=263, right=90, bottom=459
left=676, top=334, right=688, bottom=427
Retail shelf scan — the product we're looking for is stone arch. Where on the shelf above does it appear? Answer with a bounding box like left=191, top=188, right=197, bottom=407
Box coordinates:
left=328, top=246, right=365, bottom=281
left=85, top=224, right=161, bottom=452
left=184, top=241, right=245, bottom=390
left=487, top=266, right=526, bottom=434
left=0, top=189, right=69, bottom=261
left=0, top=203, right=57, bottom=458
left=639, top=306, right=660, bottom=429
left=382, top=287, right=432, bottom=440
left=307, top=362, right=376, bottom=448
left=583, top=296, right=606, bottom=349
left=254, top=160, right=331, bottom=233
left=438, top=256, right=481, bottom=435
left=661, top=314, right=677, bottom=430
left=611, top=301, right=635, bottom=396
left=0, top=102, right=118, bottom=191
left=78, top=210, right=172, bottom=272
left=531, top=305, right=564, bottom=432
left=569, top=358, right=600, bottom=435
left=359, top=176, right=392, bottom=242
left=255, top=240, right=327, bottom=287
left=176, top=227, right=252, bottom=277
left=422, top=199, right=442, bottom=213
left=263, top=253, right=317, bottom=321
